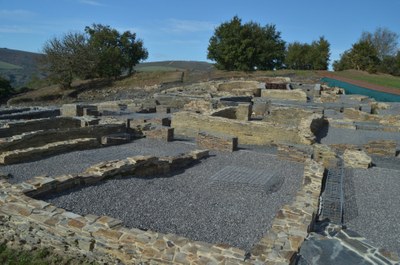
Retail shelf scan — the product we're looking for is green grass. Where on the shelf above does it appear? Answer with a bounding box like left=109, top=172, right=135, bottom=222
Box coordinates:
left=330, top=70, right=400, bottom=90
left=0, top=243, right=97, bottom=265
left=0, top=61, right=22, bottom=70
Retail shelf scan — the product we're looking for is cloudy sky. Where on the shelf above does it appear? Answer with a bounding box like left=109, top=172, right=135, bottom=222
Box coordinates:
left=1, top=0, right=399, bottom=65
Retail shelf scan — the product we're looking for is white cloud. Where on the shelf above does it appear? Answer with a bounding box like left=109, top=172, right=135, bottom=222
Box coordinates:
left=0, top=9, right=36, bottom=19
left=165, top=19, right=216, bottom=33
left=79, top=0, right=105, bottom=6
left=0, top=25, right=35, bottom=33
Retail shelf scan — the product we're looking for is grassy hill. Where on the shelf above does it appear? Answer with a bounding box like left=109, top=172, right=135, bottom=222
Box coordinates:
left=0, top=48, right=44, bottom=88
left=323, top=70, right=400, bottom=90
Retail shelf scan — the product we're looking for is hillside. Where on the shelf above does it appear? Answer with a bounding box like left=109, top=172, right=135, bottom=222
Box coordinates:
left=0, top=48, right=44, bottom=88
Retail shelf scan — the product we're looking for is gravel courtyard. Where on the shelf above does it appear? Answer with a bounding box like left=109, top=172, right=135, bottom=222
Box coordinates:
left=344, top=167, right=400, bottom=256
left=1, top=138, right=305, bottom=251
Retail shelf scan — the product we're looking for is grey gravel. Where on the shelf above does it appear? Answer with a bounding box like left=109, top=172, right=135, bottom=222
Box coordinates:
left=35, top=145, right=304, bottom=251
left=320, top=127, right=400, bottom=146
left=344, top=167, right=400, bottom=255
left=1, top=138, right=196, bottom=184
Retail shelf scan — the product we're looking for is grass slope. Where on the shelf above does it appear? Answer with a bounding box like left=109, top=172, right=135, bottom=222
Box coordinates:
left=0, top=244, right=97, bottom=265
left=0, top=61, right=22, bottom=70
left=0, top=48, right=44, bottom=88
left=328, top=70, right=400, bottom=90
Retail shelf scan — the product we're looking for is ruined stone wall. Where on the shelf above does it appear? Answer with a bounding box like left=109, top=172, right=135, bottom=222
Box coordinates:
left=172, top=111, right=309, bottom=145
left=261, top=89, right=307, bottom=102
left=0, top=117, right=81, bottom=138
left=0, top=124, right=125, bottom=152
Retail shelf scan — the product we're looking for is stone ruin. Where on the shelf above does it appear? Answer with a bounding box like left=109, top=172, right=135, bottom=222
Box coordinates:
left=0, top=77, right=399, bottom=264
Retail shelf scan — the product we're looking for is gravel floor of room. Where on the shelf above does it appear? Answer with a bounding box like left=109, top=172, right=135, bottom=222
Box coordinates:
left=344, top=167, right=400, bottom=256
left=2, top=138, right=305, bottom=251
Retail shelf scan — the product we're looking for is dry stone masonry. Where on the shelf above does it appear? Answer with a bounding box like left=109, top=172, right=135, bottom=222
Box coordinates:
left=1, top=77, right=400, bottom=264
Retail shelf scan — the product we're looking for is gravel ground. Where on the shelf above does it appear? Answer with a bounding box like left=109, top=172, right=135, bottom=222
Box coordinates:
left=33, top=144, right=304, bottom=251
left=320, top=127, right=400, bottom=145
left=344, top=168, right=400, bottom=255
left=1, top=138, right=196, bottom=184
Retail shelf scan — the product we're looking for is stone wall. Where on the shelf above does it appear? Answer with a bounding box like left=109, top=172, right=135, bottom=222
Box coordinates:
left=172, top=111, right=314, bottom=145
left=261, top=89, right=307, bottom=102
left=0, top=124, right=126, bottom=152
left=250, top=159, right=325, bottom=264
left=0, top=117, right=81, bottom=138
left=0, top=138, right=100, bottom=165
left=196, top=131, right=238, bottom=152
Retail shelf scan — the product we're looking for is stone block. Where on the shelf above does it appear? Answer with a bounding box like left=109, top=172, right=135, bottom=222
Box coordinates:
left=156, top=105, right=171, bottom=114
left=101, top=133, right=131, bottom=146
left=277, top=144, right=312, bottom=163
left=261, top=89, right=307, bottom=102
left=61, top=104, right=95, bottom=117
left=196, top=131, right=238, bottom=152
left=82, top=106, right=99, bottom=116
left=80, top=118, right=100, bottom=127
left=343, top=149, right=372, bottom=169
left=236, top=103, right=252, bottom=121
left=363, top=140, right=397, bottom=156
left=144, top=127, right=174, bottom=142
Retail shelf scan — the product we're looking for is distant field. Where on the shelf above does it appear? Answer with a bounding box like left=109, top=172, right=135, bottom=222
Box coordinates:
left=328, top=70, right=400, bottom=90
left=0, top=60, right=22, bottom=70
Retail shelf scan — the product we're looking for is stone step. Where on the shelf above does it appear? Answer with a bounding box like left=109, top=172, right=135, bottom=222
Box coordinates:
left=0, top=138, right=100, bottom=165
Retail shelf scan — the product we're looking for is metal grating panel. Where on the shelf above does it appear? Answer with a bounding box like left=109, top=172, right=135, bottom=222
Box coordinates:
left=210, top=166, right=275, bottom=186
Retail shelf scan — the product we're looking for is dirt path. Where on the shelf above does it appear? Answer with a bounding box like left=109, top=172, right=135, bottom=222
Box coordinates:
left=319, top=72, right=400, bottom=95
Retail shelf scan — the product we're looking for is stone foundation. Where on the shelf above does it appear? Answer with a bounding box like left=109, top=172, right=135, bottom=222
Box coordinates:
left=144, top=126, right=174, bottom=142
left=196, top=131, right=238, bottom=152
left=261, top=89, right=307, bottom=102
left=172, top=111, right=321, bottom=145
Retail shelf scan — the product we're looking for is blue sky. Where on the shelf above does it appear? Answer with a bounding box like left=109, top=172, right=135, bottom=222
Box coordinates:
left=1, top=0, right=399, bottom=66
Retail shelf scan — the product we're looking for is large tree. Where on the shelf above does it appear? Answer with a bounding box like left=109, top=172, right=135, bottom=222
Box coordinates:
left=0, top=76, right=14, bottom=99
left=42, top=24, right=148, bottom=88
left=207, top=16, right=285, bottom=71
left=42, top=32, right=94, bottom=88
left=361, top=27, right=399, bottom=60
left=333, top=40, right=380, bottom=73
left=285, top=37, right=330, bottom=70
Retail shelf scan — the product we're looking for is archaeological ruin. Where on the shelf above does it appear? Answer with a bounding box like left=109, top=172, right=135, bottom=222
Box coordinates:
left=0, top=77, right=399, bottom=264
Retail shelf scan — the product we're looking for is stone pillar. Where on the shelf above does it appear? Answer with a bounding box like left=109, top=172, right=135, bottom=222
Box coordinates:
left=236, top=103, right=252, bottom=121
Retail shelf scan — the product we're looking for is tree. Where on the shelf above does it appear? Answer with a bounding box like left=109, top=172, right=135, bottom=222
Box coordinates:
left=42, top=24, right=148, bottom=87
left=309, top=36, right=330, bottom=70
left=85, top=24, right=148, bottom=78
left=0, top=76, right=14, bottom=99
left=285, top=37, right=330, bottom=70
left=333, top=40, right=380, bottom=73
left=42, top=32, right=93, bottom=88
left=119, top=31, right=149, bottom=75
left=285, top=42, right=311, bottom=70
left=361, top=27, right=399, bottom=60
left=207, top=16, right=285, bottom=71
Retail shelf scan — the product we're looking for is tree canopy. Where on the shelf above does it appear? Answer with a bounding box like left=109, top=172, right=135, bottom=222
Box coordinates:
left=334, top=27, right=400, bottom=75
left=0, top=76, right=14, bottom=99
left=207, top=16, right=286, bottom=71
left=42, top=24, right=148, bottom=88
left=285, top=37, right=330, bottom=70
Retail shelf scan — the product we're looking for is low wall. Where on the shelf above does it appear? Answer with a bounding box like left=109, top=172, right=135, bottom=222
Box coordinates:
left=0, top=117, right=81, bottom=138
left=172, top=111, right=324, bottom=145
left=261, top=89, right=307, bottom=102
left=0, top=124, right=126, bottom=152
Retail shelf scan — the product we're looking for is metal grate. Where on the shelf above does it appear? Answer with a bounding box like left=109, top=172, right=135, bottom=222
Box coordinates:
left=210, top=166, right=277, bottom=186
